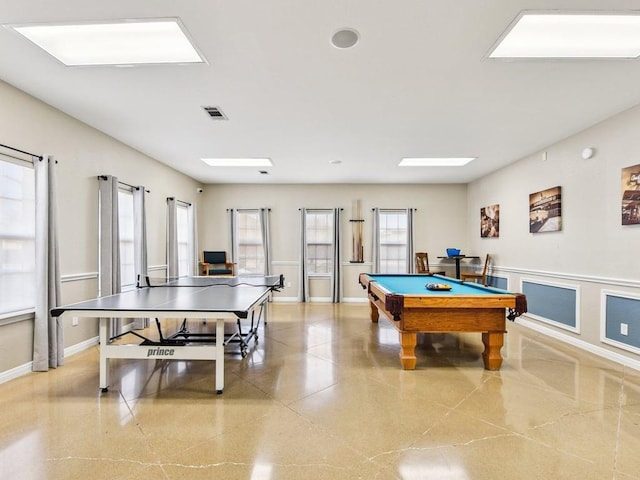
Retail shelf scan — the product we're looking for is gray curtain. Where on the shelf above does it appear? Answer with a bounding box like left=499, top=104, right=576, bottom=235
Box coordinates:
left=229, top=208, right=238, bottom=267
left=187, top=203, right=198, bottom=276
left=133, top=186, right=149, bottom=329
left=166, top=197, right=179, bottom=278
left=407, top=208, right=415, bottom=274
left=33, top=155, right=63, bottom=371
left=98, top=175, right=122, bottom=338
left=260, top=208, right=271, bottom=276
left=331, top=208, right=342, bottom=303
left=372, top=208, right=381, bottom=273
left=298, top=208, right=309, bottom=302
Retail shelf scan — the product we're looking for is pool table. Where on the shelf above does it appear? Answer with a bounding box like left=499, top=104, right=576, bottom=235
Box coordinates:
left=358, top=273, right=527, bottom=370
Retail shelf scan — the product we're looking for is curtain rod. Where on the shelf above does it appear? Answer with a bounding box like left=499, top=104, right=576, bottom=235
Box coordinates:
left=98, top=175, right=150, bottom=193
left=226, top=208, right=272, bottom=211
left=121, top=181, right=150, bottom=194
left=167, top=197, right=192, bottom=207
left=0, top=143, right=43, bottom=160
left=298, top=208, right=344, bottom=210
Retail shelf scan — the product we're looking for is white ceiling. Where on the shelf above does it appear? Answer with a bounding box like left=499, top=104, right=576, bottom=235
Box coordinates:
left=1, top=0, right=640, bottom=184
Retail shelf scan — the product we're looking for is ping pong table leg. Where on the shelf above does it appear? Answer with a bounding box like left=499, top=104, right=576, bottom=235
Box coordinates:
left=215, top=318, right=225, bottom=394
left=99, top=318, right=110, bottom=392
left=262, top=301, right=268, bottom=326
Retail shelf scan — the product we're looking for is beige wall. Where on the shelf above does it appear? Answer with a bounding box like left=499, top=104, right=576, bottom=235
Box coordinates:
left=198, top=183, right=468, bottom=300
left=467, top=103, right=640, bottom=366
left=0, top=80, right=202, bottom=376
left=4, top=72, right=640, bottom=378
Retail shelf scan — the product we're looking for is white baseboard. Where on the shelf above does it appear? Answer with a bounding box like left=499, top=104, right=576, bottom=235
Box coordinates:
left=64, top=336, right=99, bottom=356
left=309, top=297, right=332, bottom=302
left=517, top=317, right=640, bottom=372
left=273, top=297, right=369, bottom=303
left=0, top=362, right=33, bottom=384
left=342, top=297, right=369, bottom=303
left=272, top=296, right=299, bottom=303
left=0, top=335, right=99, bottom=385
left=272, top=297, right=337, bottom=303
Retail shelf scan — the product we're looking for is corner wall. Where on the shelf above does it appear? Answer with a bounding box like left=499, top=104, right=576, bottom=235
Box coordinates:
left=0, top=80, right=202, bottom=379
left=467, top=103, right=640, bottom=368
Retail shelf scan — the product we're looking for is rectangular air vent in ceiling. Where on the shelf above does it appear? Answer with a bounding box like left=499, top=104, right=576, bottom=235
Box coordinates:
left=202, top=106, right=227, bottom=120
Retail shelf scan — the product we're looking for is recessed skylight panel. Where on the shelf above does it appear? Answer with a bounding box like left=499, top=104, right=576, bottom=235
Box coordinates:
left=201, top=158, right=273, bottom=167
left=399, top=158, right=475, bottom=167
left=11, top=19, right=205, bottom=66
left=490, top=13, right=640, bottom=59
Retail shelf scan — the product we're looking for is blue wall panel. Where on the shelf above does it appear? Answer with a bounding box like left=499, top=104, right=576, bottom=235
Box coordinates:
left=605, top=295, right=640, bottom=349
left=487, top=275, right=507, bottom=290
left=522, top=281, right=577, bottom=328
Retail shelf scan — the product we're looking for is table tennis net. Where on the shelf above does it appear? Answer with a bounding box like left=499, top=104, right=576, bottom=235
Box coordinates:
left=137, top=274, right=284, bottom=290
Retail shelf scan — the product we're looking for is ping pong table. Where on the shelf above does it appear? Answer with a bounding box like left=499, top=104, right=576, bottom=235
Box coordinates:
left=51, top=274, right=284, bottom=394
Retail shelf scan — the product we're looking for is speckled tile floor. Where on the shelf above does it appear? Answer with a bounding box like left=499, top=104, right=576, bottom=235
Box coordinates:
left=1, top=303, right=640, bottom=479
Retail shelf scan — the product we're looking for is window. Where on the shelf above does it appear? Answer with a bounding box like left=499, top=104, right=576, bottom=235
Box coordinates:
left=378, top=210, right=408, bottom=273
left=236, top=210, right=264, bottom=274
left=0, top=158, right=35, bottom=316
left=118, top=188, right=135, bottom=289
left=176, top=203, right=189, bottom=276
left=305, top=210, right=333, bottom=274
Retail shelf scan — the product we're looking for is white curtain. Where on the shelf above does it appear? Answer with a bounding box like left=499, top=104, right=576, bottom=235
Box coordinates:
left=33, top=155, right=63, bottom=371
left=166, top=197, right=179, bottom=278
left=229, top=208, right=271, bottom=276
left=372, top=208, right=381, bottom=273
left=98, top=175, right=122, bottom=338
left=331, top=208, right=342, bottom=303
left=372, top=208, right=414, bottom=274
left=133, top=186, right=149, bottom=329
left=407, top=208, right=416, bottom=274
left=260, top=208, right=271, bottom=275
left=168, top=199, right=198, bottom=276
left=299, top=208, right=342, bottom=303
left=298, top=208, right=309, bottom=302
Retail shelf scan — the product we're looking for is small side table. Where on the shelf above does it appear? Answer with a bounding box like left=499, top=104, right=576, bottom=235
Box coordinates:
left=437, top=255, right=480, bottom=279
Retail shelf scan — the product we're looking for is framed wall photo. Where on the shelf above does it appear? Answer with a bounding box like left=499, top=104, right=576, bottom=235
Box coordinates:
left=621, top=164, right=640, bottom=225
left=529, top=186, right=562, bottom=233
left=480, top=204, right=499, bottom=237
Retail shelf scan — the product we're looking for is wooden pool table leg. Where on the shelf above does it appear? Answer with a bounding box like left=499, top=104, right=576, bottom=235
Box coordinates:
left=399, top=332, right=417, bottom=370
left=369, top=301, right=379, bottom=323
left=482, top=331, right=504, bottom=370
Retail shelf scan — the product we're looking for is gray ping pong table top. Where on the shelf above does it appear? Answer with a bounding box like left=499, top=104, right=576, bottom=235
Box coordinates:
left=51, top=274, right=283, bottom=317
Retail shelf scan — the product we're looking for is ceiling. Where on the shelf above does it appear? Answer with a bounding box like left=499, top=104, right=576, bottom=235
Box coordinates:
left=1, top=0, right=640, bottom=184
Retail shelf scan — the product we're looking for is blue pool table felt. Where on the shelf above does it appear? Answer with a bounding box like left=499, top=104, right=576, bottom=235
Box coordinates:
left=365, top=274, right=512, bottom=296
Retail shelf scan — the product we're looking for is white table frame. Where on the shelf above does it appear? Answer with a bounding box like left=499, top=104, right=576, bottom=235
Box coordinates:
left=56, top=288, right=272, bottom=395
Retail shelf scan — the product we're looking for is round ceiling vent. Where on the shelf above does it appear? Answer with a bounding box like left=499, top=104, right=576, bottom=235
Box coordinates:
left=331, top=29, right=359, bottom=49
